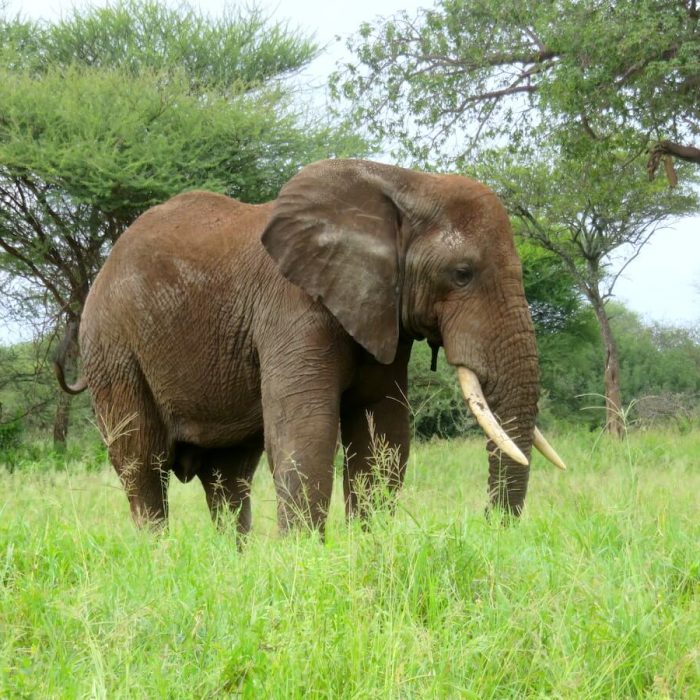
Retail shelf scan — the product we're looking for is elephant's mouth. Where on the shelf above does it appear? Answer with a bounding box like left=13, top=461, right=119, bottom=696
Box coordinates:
left=456, top=366, right=566, bottom=470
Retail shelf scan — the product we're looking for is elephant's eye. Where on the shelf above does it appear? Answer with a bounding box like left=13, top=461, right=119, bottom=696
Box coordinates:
left=453, top=265, right=473, bottom=287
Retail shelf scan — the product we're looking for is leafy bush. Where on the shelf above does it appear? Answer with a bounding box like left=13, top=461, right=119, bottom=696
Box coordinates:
left=408, top=342, right=476, bottom=440
left=0, top=413, right=23, bottom=471
left=0, top=414, right=23, bottom=451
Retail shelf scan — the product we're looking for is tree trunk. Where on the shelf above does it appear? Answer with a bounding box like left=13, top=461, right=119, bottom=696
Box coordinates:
left=590, top=295, right=624, bottom=438
left=53, top=319, right=79, bottom=450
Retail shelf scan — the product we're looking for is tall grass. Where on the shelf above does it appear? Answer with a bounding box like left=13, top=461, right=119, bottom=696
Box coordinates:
left=1, top=428, right=698, bottom=697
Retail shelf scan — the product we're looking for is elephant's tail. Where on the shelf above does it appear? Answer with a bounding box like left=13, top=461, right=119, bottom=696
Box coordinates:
left=53, top=317, right=88, bottom=395
left=53, top=359, right=88, bottom=395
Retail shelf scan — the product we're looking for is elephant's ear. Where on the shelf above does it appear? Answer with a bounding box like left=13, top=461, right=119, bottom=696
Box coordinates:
left=262, top=159, right=424, bottom=364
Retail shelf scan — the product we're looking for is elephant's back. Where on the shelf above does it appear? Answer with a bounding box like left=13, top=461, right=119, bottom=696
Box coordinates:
left=113, top=190, right=273, bottom=263
left=83, top=191, right=273, bottom=339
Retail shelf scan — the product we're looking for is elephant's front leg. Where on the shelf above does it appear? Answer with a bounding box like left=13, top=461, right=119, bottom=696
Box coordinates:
left=340, top=384, right=410, bottom=520
left=261, top=368, right=343, bottom=535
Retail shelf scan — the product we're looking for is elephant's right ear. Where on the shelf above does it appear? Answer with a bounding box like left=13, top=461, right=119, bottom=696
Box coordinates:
left=262, top=159, right=424, bottom=364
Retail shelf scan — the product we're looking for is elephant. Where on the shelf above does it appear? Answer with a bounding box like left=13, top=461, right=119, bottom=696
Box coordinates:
left=55, top=159, right=565, bottom=535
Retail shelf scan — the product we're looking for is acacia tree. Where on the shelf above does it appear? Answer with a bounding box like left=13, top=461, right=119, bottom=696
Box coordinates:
left=334, top=0, right=700, bottom=176
left=0, top=1, right=364, bottom=446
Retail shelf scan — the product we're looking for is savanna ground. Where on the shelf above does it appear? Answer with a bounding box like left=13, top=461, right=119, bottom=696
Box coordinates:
left=1, top=428, right=699, bottom=698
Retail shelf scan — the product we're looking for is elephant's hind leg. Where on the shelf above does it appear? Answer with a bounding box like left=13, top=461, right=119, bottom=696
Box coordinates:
left=197, top=437, right=263, bottom=535
left=92, top=370, right=172, bottom=529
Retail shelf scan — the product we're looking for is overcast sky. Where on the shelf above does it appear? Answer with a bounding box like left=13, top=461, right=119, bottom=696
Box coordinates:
left=3, top=0, right=699, bottom=335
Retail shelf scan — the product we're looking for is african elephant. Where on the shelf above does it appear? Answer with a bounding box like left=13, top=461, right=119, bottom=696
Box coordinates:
left=56, top=159, right=564, bottom=534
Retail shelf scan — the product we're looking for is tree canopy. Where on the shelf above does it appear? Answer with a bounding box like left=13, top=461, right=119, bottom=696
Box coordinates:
left=0, top=1, right=316, bottom=87
left=334, top=0, right=700, bottom=176
left=0, top=0, right=364, bottom=323
left=487, top=148, right=698, bottom=307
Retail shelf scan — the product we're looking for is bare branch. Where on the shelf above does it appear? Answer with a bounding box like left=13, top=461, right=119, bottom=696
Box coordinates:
left=465, top=83, right=538, bottom=104
left=0, top=237, right=68, bottom=310
left=604, top=225, right=662, bottom=298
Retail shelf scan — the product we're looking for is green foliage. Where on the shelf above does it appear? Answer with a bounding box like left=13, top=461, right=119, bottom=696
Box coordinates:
left=0, top=2, right=362, bottom=213
left=2, top=69, right=283, bottom=212
left=408, top=341, right=474, bottom=440
left=1, top=430, right=699, bottom=696
left=478, top=147, right=698, bottom=303
left=335, top=0, right=700, bottom=168
left=539, top=305, right=700, bottom=426
left=0, top=0, right=366, bottom=325
left=536, top=0, right=700, bottom=144
left=615, top=309, right=700, bottom=396
left=535, top=308, right=601, bottom=418
left=517, top=237, right=583, bottom=334
left=0, top=64, right=358, bottom=211
left=0, top=431, right=107, bottom=473
left=1, top=1, right=315, bottom=88
left=0, top=413, right=22, bottom=451
left=0, top=338, right=92, bottom=433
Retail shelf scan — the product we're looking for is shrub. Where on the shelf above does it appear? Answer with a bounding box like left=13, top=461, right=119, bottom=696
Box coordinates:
left=632, top=392, right=700, bottom=432
left=0, top=414, right=23, bottom=452
left=408, top=343, right=476, bottom=440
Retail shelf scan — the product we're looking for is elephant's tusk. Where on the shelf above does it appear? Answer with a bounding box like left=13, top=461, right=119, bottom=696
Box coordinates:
left=457, top=367, right=529, bottom=467
left=533, top=427, right=567, bottom=470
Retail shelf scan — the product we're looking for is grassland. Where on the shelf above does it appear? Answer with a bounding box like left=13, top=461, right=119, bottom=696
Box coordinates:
left=1, top=428, right=699, bottom=698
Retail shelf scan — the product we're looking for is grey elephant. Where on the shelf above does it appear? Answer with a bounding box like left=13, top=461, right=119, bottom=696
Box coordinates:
left=56, top=159, right=564, bottom=534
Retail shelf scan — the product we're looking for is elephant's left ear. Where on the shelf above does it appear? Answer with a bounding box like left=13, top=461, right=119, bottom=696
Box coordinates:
left=262, top=159, right=425, bottom=364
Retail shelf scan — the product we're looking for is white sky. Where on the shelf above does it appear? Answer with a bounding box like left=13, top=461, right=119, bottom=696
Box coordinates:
left=3, top=0, right=700, bottom=335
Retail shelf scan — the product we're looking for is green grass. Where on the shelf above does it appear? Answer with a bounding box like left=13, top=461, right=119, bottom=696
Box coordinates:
left=1, top=428, right=699, bottom=698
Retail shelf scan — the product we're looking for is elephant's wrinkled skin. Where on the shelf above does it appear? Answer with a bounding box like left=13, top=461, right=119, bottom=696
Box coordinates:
left=61, top=159, right=546, bottom=533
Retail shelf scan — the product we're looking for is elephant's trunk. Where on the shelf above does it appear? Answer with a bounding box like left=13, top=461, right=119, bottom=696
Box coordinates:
left=484, top=397, right=537, bottom=516
left=451, top=301, right=566, bottom=513
left=447, top=287, right=543, bottom=515
left=485, top=410, right=569, bottom=513
left=481, top=323, right=540, bottom=516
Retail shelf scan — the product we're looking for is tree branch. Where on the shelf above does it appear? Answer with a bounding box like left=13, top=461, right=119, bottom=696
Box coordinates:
left=465, top=83, right=538, bottom=104
left=647, top=140, right=700, bottom=183
left=604, top=225, right=661, bottom=298
left=0, top=237, right=68, bottom=310
left=652, top=140, right=700, bottom=164
left=615, top=46, right=679, bottom=86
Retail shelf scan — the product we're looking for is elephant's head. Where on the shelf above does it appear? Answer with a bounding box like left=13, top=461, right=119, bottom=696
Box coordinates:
left=262, top=159, right=564, bottom=515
